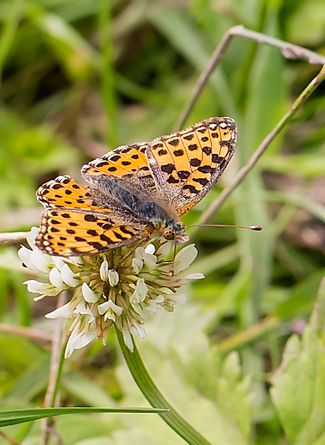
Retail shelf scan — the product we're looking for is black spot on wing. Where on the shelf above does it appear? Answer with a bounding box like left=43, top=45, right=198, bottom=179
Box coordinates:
left=190, top=158, right=201, bottom=167
left=161, top=163, right=175, bottom=174
left=178, top=170, right=190, bottom=180
left=198, top=165, right=214, bottom=174
left=87, top=229, right=98, bottom=236
left=84, top=214, right=96, bottom=222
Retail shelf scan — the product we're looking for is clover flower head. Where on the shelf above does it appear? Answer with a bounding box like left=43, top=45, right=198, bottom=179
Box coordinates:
left=20, top=227, right=204, bottom=357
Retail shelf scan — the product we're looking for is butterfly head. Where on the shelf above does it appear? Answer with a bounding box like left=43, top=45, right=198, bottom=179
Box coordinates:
left=162, top=221, right=189, bottom=244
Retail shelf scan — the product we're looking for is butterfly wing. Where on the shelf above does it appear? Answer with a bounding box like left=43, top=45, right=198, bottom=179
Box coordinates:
left=81, top=143, right=171, bottom=214
left=37, top=208, right=153, bottom=256
left=146, top=117, right=237, bottom=215
left=81, top=143, right=159, bottom=196
left=36, top=175, right=154, bottom=256
left=36, top=117, right=237, bottom=256
left=37, top=175, right=114, bottom=211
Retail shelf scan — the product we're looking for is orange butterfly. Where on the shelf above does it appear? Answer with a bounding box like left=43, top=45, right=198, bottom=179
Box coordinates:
left=36, top=117, right=237, bottom=256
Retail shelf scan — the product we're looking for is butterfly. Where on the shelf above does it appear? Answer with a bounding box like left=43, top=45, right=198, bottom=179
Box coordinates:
left=35, top=117, right=237, bottom=256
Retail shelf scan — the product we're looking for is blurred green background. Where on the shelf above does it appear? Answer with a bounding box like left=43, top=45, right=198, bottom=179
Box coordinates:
left=0, top=0, right=324, bottom=444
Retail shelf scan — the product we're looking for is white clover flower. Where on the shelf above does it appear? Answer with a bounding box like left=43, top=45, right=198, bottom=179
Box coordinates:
left=20, top=228, right=203, bottom=356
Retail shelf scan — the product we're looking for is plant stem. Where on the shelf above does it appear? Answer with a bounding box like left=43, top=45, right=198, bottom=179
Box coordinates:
left=176, top=25, right=325, bottom=129
left=216, top=315, right=279, bottom=354
left=40, top=292, right=68, bottom=445
left=197, top=64, right=325, bottom=227
left=99, top=0, right=118, bottom=148
left=0, top=231, right=29, bottom=245
left=116, top=328, right=212, bottom=445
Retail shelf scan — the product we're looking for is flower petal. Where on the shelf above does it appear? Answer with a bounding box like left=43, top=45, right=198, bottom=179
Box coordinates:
left=142, top=253, right=157, bottom=269
left=18, top=246, right=39, bottom=272
left=168, top=293, right=187, bottom=304
left=122, top=328, right=134, bottom=352
left=46, top=302, right=73, bottom=319
left=99, top=260, right=109, bottom=281
left=52, top=256, right=66, bottom=271
left=156, top=240, right=172, bottom=257
left=184, top=273, right=205, bottom=280
left=65, top=323, right=97, bottom=358
left=49, top=268, right=67, bottom=289
left=81, top=283, right=100, bottom=303
left=132, top=258, right=143, bottom=274
left=145, top=244, right=155, bottom=255
left=144, top=295, right=165, bottom=313
left=131, top=278, right=148, bottom=303
left=75, top=301, right=95, bottom=319
left=98, top=299, right=123, bottom=316
left=30, top=251, right=51, bottom=273
left=61, top=264, right=80, bottom=287
left=108, top=269, right=119, bottom=287
left=26, top=227, right=39, bottom=248
left=130, top=324, right=146, bottom=339
left=24, top=279, right=60, bottom=296
left=68, top=256, right=83, bottom=266
left=134, top=246, right=145, bottom=259
left=174, top=244, right=198, bottom=274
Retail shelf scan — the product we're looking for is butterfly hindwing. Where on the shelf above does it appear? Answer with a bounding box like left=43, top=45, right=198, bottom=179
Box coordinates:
left=36, top=175, right=111, bottom=212
left=36, top=208, right=153, bottom=256
left=81, top=144, right=158, bottom=194
left=36, top=175, right=154, bottom=256
left=81, top=143, right=170, bottom=212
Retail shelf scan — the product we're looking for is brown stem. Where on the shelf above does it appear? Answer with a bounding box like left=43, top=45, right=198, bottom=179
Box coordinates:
left=197, top=64, right=325, bottom=227
left=40, top=292, right=67, bottom=445
left=0, top=323, right=52, bottom=346
left=176, top=25, right=325, bottom=129
left=0, top=430, right=21, bottom=445
left=0, top=232, right=28, bottom=246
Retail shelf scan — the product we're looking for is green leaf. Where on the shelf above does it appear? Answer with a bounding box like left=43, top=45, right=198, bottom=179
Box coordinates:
left=186, top=348, right=252, bottom=441
left=217, top=352, right=252, bottom=439
left=117, top=304, right=254, bottom=445
left=274, top=270, right=324, bottom=319
left=262, top=153, right=325, bottom=178
left=27, top=5, right=99, bottom=80
left=117, top=328, right=213, bottom=445
left=150, top=7, right=236, bottom=117
left=271, top=279, right=325, bottom=445
left=0, top=406, right=168, bottom=427
left=287, top=0, right=325, bottom=45
left=0, top=0, right=24, bottom=84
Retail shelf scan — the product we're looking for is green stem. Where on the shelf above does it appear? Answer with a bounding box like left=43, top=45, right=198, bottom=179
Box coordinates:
left=197, top=63, right=325, bottom=228
left=216, top=315, right=279, bottom=354
left=48, top=337, right=68, bottom=407
left=99, top=0, right=118, bottom=148
left=116, top=328, right=212, bottom=445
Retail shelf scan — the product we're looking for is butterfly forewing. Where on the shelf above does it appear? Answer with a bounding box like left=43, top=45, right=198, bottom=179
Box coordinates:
left=176, top=117, right=237, bottom=214
left=81, top=144, right=157, bottom=189
left=147, top=117, right=237, bottom=215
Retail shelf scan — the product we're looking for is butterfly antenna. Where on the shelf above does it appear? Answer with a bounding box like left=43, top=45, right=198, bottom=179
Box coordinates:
left=188, top=224, right=263, bottom=231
